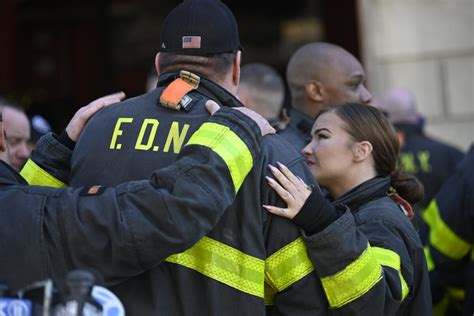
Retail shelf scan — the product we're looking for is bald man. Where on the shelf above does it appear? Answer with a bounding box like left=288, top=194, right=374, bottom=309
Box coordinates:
left=279, top=42, right=372, bottom=151
left=238, top=63, right=285, bottom=128
left=376, top=88, right=419, bottom=125
left=0, top=99, right=31, bottom=171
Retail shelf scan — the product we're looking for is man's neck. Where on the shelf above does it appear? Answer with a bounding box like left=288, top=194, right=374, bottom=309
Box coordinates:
left=293, top=99, right=323, bottom=120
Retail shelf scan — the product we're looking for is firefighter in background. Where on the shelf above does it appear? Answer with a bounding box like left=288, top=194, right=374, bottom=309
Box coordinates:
left=376, top=88, right=466, bottom=313
left=279, top=42, right=372, bottom=152
left=0, top=98, right=31, bottom=171
left=376, top=87, right=465, bottom=212
left=424, top=146, right=474, bottom=316
left=238, top=62, right=286, bottom=130
left=21, top=0, right=322, bottom=314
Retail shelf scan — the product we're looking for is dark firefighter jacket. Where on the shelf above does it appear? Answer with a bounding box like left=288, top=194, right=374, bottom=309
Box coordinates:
left=395, top=123, right=465, bottom=211
left=396, top=124, right=465, bottom=260
left=300, top=177, right=432, bottom=315
left=424, top=146, right=474, bottom=316
left=22, top=71, right=321, bottom=315
left=1, top=108, right=262, bottom=293
left=277, top=109, right=314, bottom=153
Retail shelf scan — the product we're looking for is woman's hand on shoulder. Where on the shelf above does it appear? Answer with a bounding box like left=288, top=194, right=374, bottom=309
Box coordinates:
left=263, top=162, right=312, bottom=219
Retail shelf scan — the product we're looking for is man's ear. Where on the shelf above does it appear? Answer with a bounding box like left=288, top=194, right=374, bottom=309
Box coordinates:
left=155, top=52, right=162, bottom=76
left=232, top=50, right=241, bottom=86
left=305, top=80, right=324, bottom=102
left=352, top=141, right=373, bottom=162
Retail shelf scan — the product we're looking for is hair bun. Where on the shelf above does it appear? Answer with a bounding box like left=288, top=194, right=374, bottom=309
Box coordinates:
left=389, top=170, right=424, bottom=204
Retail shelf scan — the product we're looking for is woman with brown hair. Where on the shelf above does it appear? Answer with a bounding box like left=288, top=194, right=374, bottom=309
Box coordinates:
left=264, top=103, right=432, bottom=314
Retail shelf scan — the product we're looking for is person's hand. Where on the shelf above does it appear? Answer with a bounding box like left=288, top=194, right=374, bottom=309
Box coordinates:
left=263, top=162, right=312, bottom=219
left=66, top=92, right=126, bottom=141
left=205, top=100, right=275, bottom=136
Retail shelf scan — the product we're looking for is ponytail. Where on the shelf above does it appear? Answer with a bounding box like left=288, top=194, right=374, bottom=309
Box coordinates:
left=390, top=170, right=424, bottom=204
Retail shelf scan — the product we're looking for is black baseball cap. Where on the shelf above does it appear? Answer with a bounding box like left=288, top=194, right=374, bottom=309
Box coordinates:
left=159, top=0, right=242, bottom=55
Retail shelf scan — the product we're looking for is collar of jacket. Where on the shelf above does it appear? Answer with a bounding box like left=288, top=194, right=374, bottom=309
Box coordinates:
left=0, top=161, right=28, bottom=186
left=332, top=176, right=390, bottom=212
left=157, top=71, right=243, bottom=108
left=393, top=123, right=423, bottom=136
left=288, top=109, right=314, bottom=135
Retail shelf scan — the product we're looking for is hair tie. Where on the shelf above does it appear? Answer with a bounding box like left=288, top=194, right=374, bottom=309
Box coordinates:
left=388, top=191, right=414, bottom=219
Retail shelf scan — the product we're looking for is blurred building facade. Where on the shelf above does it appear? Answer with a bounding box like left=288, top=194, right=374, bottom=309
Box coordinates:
left=359, top=0, right=474, bottom=151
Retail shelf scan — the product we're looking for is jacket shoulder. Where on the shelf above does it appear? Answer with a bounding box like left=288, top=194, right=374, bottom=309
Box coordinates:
left=354, top=197, right=420, bottom=242
left=355, top=197, right=404, bottom=222
left=257, top=134, right=316, bottom=189
left=260, top=134, right=305, bottom=167
left=90, top=91, right=160, bottom=120
left=277, top=126, right=308, bottom=153
left=408, top=134, right=464, bottom=158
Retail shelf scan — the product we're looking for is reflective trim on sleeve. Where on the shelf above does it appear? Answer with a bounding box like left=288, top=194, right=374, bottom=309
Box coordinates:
left=372, top=246, right=409, bottom=301
left=320, top=244, right=382, bottom=309
left=20, top=159, right=66, bottom=188
left=433, top=294, right=450, bottom=316
left=186, top=122, right=253, bottom=192
left=265, top=237, right=314, bottom=293
left=422, top=200, right=471, bottom=260
left=447, top=286, right=466, bottom=302
left=166, top=236, right=265, bottom=298
left=424, top=246, right=435, bottom=272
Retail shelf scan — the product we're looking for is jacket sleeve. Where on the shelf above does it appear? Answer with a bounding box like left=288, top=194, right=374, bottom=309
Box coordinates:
left=262, top=156, right=324, bottom=315
left=424, top=149, right=474, bottom=308
left=20, top=132, right=71, bottom=186
left=42, top=108, right=263, bottom=285
left=302, top=206, right=432, bottom=315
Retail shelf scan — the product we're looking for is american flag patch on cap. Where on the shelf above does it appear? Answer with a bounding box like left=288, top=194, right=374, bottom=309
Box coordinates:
left=182, top=36, right=201, bottom=49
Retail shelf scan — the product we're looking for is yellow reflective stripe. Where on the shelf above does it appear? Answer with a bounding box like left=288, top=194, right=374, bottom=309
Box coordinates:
left=265, top=237, right=314, bottom=292
left=372, top=247, right=409, bottom=301
left=320, top=244, right=382, bottom=308
left=433, top=287, right=466, bottom=316
left=447, top=286, right=465, bottom=301
left=433, top=294, right=450, bottom=316
left=422, top=200, right=471, bottom=260
left=423, top=246, right=435, bottom=272
left=20, top=159, right=66, bottom=188
left=186, top=122, right=253, bottom=192
left=165, top=236, right=265, bottom=297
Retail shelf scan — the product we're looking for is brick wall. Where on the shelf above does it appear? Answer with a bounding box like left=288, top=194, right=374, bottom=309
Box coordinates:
left=358, top=0, right=474, bottom=151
